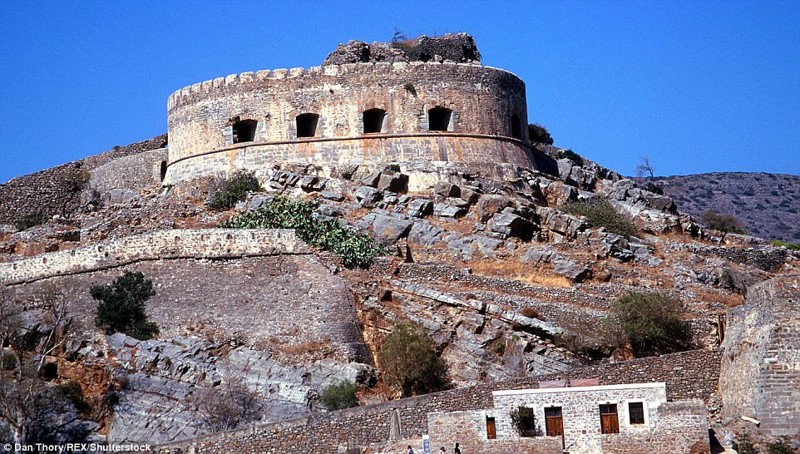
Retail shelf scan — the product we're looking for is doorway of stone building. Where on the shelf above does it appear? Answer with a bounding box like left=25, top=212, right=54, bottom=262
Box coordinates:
left=545, top=406, right=565, bottom=449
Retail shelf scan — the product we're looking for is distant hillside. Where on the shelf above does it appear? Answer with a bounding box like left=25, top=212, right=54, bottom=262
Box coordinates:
left=653, top=172, right=800, bottom=243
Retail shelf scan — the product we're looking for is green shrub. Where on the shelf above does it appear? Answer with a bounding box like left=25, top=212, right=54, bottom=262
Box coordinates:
left=208, top=170, right=262, bottom=211
left=510, top=406, right=539, bottom=437
left=700, top=211, right=746, bottom=234
left=2, top=351, right=17, bottom=370
left=56, top=380, right=92, bottom=415
left=644, top=181, right=664, bottom=195
left=735, top=432, right=757, bottom=454
left=377, top=323, right=448, bottom=397
left=770, top=240, right=800, bottom=251
left=767, top=440, right=793, bottom=454
left=563, top=199, right=638, bottom=238
left=319, top=380, right=360, bottom=411
left=555, top=149, right=582, bottom=166
left=15, top=212, right=48, bottom=231
left=610, top=291, right=689, bottom=357
left=91, top=271, right=160, bottom=340
left=221, top=197, right=389, bottom=268
left=528, top=124, right=554, bottom=145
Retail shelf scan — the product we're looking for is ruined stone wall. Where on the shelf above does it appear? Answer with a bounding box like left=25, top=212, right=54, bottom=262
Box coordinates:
left=155, top=349, right=719, bottom=453
left=719, top=274, right=800, bottom=437
left=0, top=135, right=167, bottom=225
left=0, top=228, right=308, bottom=285
left=165, top=62, right=533, bottom=184
left=89, top=148, right=168, bottom=194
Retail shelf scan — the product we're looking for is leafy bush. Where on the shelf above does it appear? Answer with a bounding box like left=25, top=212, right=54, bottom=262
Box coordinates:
left=734, top=432, right=757, bottom=454
left=2, top=351, right=17, bottom=370
left=700, top=211, right=746, bottom=234
left=208, top=170, right=262, bottom=211
left=563, top=199, right=638, bottom=238
left=56, top=380, right=91, bottom=415
left=221, top=197, right=388, bottom=268
left=510, top=406, right=539, bottom=437
left=377, top=323, right=448, bottom=397
left=91, top=271, right=160, bottom=340
left=770, top=240, right=800, bottom=251
left=15, top=212, right=48, bottom=231
left=767, top=440, right=793, bottom=454
left=610, top=291, right=689, bottom=357
left=528, top=124, right=554, bottom=145
left=319, top=380, right=360, bottom=411
left=644, top=181, right=664, bottom=195
left=555, top=149, right=582, bottom=166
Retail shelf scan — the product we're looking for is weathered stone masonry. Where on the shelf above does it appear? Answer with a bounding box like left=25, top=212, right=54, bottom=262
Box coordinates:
left=165, top=62, right=536, bottom=184
left=0, top=228, right=308, bottom=286
left=155, top=349, right=720, bottom=453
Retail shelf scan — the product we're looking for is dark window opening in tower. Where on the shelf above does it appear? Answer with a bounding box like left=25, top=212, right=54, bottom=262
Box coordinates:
left=363, top=108, right=386, bottom=134
left=296, top=113, right=319, bottom=138
left=428, top=107, right=453, bottom=132
left=511, top=114, right=522, bottom=139
left=232, top=119, right=257, bottom=143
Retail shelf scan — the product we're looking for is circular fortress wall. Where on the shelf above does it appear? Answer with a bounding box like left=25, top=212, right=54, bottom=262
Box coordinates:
left=165, top=61, right=534, bottom=185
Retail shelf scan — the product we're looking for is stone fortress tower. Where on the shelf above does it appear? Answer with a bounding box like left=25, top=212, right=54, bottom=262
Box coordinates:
left=164, top=34, right=540, bottom=187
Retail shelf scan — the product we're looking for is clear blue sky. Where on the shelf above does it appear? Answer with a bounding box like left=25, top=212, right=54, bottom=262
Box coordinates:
left=1, top=1, right=799, bottom=183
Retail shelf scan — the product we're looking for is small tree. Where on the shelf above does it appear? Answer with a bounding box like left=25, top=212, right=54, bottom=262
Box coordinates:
left=91, top=271, right=159, bottom=340
left=377, top=323, right=448, bottom=397
left=528, top=124, right=554, bottom=145
left=610, top=291, right=689, bottom=357
left=319, top=380, right=360, bottom=411
left=700, top=211, right=746, bottom=234
left=510, top=406, right=539, bottom=437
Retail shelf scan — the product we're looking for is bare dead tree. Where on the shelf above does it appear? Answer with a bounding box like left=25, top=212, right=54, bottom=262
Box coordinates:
left=193, top=375, right=264, bottom=432
left=635, top=156, right=655, bottom=179
left=0, top=287, right=82, bottom=445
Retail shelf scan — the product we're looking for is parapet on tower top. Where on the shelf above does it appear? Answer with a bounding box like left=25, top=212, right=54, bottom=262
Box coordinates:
left=164, top=34, right=538, bottom=188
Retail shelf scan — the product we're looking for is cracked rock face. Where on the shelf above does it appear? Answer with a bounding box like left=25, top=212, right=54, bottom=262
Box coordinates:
left=106, top=334, right=377, bottom=444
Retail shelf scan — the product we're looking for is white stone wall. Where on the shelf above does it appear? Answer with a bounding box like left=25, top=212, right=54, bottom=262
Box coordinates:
left=1, top=229, right=309, bottom=285
left=492, top=383, right=667, bottom=454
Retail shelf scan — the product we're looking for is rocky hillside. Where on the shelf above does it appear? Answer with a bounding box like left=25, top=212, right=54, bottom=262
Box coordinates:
left=3, top=132, right=798, bottom=452
left=652, top=172, right=800, bottom=244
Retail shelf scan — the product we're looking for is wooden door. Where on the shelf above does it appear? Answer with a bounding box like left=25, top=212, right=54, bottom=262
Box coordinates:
left=599, top=404, right=620, bottom=434
left=486, top=417, right=496, bottom=439
left=545, top=407, right=565, bottom=448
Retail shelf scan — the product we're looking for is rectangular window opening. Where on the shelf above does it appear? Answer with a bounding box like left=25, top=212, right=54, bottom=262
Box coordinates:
left=296, top=113, right=319, bottom=138
left=628, top=402, right=645, bottom=425
left=428, top=107, right=452, bottom=132
left=233, top=119, right=257, bottom=143
left=363, top=108, right=386, bottom=134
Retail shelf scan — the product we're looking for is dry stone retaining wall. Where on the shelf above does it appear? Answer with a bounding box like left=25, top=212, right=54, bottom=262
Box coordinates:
left=0, top=228, right=308, bottom=285
left=719, top=274, right=800, bottom=437
left=89, top=148, right=168, bottom=194
left=0, top=135, right=166, bottom=224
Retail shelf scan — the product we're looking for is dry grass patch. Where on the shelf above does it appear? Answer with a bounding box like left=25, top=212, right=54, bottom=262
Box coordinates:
left=467, top=259, right=572, bottom=288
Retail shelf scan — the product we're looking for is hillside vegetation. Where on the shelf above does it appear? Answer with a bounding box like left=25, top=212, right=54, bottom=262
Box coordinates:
left=652, top=172, right=800, bottom=243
